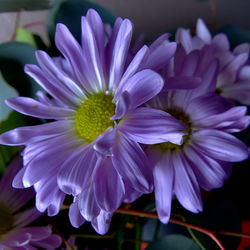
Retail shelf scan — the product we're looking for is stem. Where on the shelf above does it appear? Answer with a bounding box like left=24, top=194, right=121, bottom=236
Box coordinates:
left=116, top=209, right=225, bottom=250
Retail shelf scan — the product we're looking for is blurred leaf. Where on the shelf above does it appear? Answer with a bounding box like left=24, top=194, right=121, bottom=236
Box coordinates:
left=0, top=42, right=42, bottom=97
left=215, top=24, right=250, bottom=48
left=0, top=73, right=18, bottom=121
left=146, top=234, right=200, bottom=250
left=16, top=27, right=37, bottom=47
left=0, top=0, right=51, bottom=12
left=47, top=0, right=116, bottom=44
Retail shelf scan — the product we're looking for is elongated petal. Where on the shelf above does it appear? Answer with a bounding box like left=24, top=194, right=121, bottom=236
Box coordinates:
left=166, top=76, right=201, bottom=90
left=119, top=107, right=185, bottom=144
left=120, top=70, right=163, bottom=109
left=153, top=152, right=174, bottom=223
left=184, top=145, right=227, bottom=190
left=108, top=19, right=132, bottom=89
left=57, top=145, right=96, bottom=195
left=0, top=120, right=73, bottom=146
left=173, top=152, right=203, bottom=213
left=69, top=202, right=85, bottom=228
left=30, top=235, right=62, bottom=249
left=91, top=210, right=112, bottom=235
left=175, top=28, right=193, bottom=53
left=193, top=129, right=249, bottom=162
left=112, top=134, right=153, bottom=193
left=77, top=186, right=100, bottom=221
left=81, top=16, right=105, bottom=90
left=94, top=124, right=117, bottom=156
left=212, top=34, right=230, bottom=51
left=94, top=157, right=124, bottom=212
left=196, top=18, right=211, bottom=43
left=6, top=97, right=75, bottom=120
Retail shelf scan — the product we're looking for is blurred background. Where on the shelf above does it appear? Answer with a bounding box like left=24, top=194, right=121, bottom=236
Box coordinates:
left=1, top=0, right=250, bottom=44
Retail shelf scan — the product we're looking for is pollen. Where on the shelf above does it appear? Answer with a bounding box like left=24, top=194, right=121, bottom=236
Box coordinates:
left=75, top=92, right=115, bottom=142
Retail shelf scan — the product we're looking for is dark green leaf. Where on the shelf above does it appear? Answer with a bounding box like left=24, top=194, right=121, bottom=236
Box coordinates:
left=0, top=0, right=51, bottom=12
left=47, top=0, right=116, bottom=44
left=146, top=234, right=200, bottom=250
left=0, top=42, right=41, bottom=97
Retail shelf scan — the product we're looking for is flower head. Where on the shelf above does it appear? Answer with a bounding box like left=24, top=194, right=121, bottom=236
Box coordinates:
left=176, top=18, right=250, bottom=105
left=146, top=45, right=250, bottom=223
left=0, top=157, right=62, bottom=249
left=0, top=9, right=185, bottom=233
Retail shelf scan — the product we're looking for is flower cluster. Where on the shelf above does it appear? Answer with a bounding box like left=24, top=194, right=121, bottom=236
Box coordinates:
left=0, top=158, right=62, bottom=249
left=0, top=9, right=249, bottom=235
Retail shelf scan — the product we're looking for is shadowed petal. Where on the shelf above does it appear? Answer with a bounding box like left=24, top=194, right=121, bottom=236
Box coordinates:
left=91, top=210, right=112, bottom=235
left=119, top=107, right=185, bottom=144
left=93, top=157, right=125, bottom=212
left=153, top=152, right=174, bottom=223
left=69, top=202, right=85, bottom=228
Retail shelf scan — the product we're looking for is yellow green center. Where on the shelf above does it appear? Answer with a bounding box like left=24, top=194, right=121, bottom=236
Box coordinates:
left=75, top=92, right=115, bottom=142
left=155, top=108, right=192, bottom=152
left=0, top=203, right=14, bottom=236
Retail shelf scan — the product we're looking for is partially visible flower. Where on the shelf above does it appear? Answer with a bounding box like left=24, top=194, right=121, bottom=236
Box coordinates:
left=175, top=18, right=250, bottom=105
left=0, top=157, right=62, bottom=249
left=146, top=46, right=250, bottom=223
left=0, top=9, right=185, bottom=233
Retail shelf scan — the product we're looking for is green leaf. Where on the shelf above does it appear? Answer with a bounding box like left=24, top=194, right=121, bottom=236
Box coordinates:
left=146, top=234, right=200, bottom=250
left=0, top=111, right=26, bottom=175
left=0, top=73, right=18, bottom=121
left=47, top=0, right=116, bottom=43
left=0, top=0, right=51, bottom=12
left=0, top=42, right=42, bottom=97
left=16, top=27, right=37, bottom=47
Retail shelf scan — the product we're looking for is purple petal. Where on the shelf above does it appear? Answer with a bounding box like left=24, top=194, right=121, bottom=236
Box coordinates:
left=19, top=227, right=51, bottom=241
left=233, top=43, right=250, bottom=55
left=81, top=16, right=105, bottom=90
left=184, top=145, right=228, bottom=190
left=175, top=28, right=193, bottom=53
left=193, top=129, right=249, bottom=162
left=179, top=50, right=200, bottom=76
left=15, top=207, right=41, bottom=228
left=112, top=134, right=153, bottom=193
left=222, top=81, right=250, bottom=105
left=55, top=23, right=93, bottom=93
left=2, top=231, right=31, bottom=247
left=119, top=107, right=185, bottom=144
left=77, top=185, right=100, bottom=221
left=108, top=19, right=132, bottom=90
left=69, top=202, right=85, bottom=228
left=5, top=97, right=75, bottom=120
left=91, top=210, right=112, bottom=235
left=120, top=70, right=163, bottom=109
left=173, top=152, right=203, bottom=213
left=0, top=120, right=73, bottom=146
left=196, top=18, right=211, bottom=43
left=30, top=235, right=62, bottom=249
left=166, top=76, right=201, bottom=90
left=94, top=124, right=117, bottom=156
left=93, top=157, right=124, bottom=212
left=57, top=145, right=97, bottom=195
left=123, top=181, right=142, bottom=203
left=212, top=34, right=230, bottom=51
left=153, top=152, right=174, bottom=223
left=112, top=91, right=131, bottom=120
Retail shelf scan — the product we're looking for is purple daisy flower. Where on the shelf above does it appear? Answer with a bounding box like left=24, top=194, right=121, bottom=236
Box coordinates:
left=146, top=45, right=250, bottom=223
left=0, top=157, right=62, bottom=249
left=0, top=9, right=185, bottom=232
left=176, top=18, right=250, bottom=105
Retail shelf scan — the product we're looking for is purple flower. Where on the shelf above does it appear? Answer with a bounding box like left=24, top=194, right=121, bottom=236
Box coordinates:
left=0, top=157, right=62, bottom=249
left=176, top=18, right=250, bottom=105
left=146, top=46, right=250, bottom=224
left=0, top=9, right=185, bottom=233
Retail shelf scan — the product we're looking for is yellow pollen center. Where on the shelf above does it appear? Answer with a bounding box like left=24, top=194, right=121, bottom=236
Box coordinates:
left=75, top=93, right=115, bottom=142
left=0, top=203, right=14, bottom=236
left=155, top=108, right=192, bottom=152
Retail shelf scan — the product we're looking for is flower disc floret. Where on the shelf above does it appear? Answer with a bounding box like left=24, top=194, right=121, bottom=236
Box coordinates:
left=0, top=203, right=14, bottom=236
left=75, top=93, right=115, bottom=142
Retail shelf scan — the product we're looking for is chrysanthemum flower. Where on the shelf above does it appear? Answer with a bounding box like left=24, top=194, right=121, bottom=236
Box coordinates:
left=146, top=45, right=250, bottom=223
left=0, top=9, right=185, bottom=232
left=0, top=157, right=62, bottom=249
left=175, top=18, right=250, bottom=105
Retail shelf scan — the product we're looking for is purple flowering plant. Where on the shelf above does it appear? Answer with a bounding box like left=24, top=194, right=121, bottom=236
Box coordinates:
left=0, top=0, right=249, bottom=249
